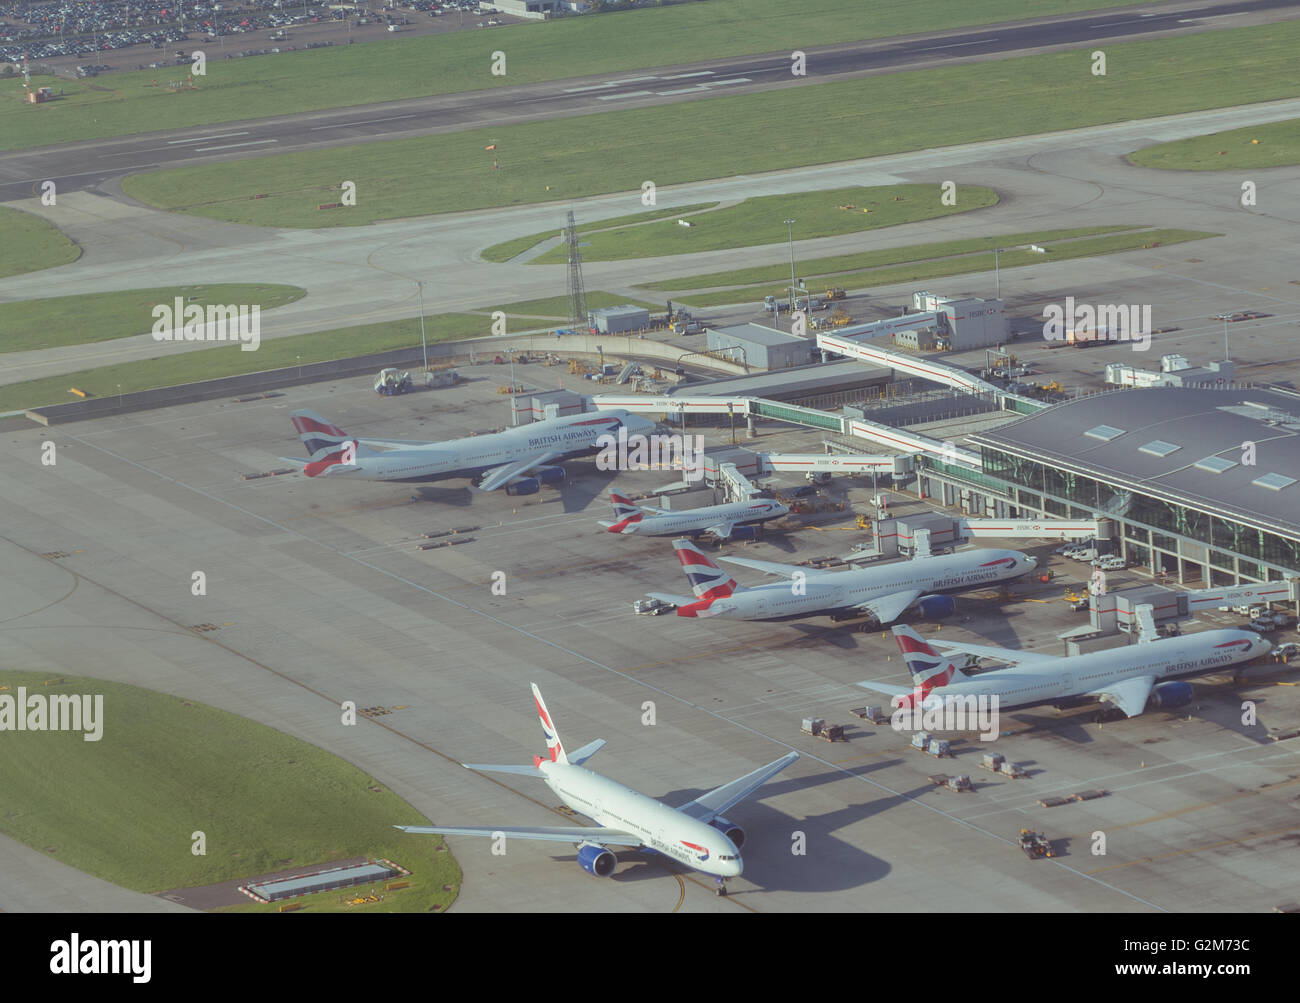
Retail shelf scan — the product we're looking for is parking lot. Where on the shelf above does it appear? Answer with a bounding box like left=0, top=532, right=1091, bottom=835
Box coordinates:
left=1, top=0, right=523, bottom=76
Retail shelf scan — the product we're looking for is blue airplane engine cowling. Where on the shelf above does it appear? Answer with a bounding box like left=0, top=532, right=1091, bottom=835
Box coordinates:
left=708, top=816, right=745, bottom=849
left=505, top=477, right=540, bottom=496
left=576, top=842, right=617, bottom=877
left=535, top=465, right=566, bottom=485
left=1149, top=680, right=1195, bottom=710
left=728, top=525, right=760, bottom=542
left=915, top=594, right=957, bottom=620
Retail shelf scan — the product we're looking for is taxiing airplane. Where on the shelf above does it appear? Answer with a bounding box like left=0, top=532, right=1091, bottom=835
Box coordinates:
left=600, top=492, right=789, bottom=540
left=859, top=624, right=1270, bottom=717
left=395, top=683, right=798, bottom=894
left=645, top=539, right=1036, bottom=624
left=280, top=408, right=658, bottom=494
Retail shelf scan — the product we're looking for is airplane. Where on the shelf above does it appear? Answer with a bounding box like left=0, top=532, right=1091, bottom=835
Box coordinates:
left=280, top=408, right=659, bottom=495
left=395, top=683, right=799, bottom=895
left=644, top=539, right=1036, bottom=624
left=599, top=491, right=789, bottom=540
left=859, top=623, right=1271, bottom=718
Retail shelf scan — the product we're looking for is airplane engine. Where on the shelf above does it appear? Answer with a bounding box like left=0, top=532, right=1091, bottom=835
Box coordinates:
left=915, top=594, right=957, bottom=620
left=505, top=477, right=540, bottom=496
left=1149, top=680, right=1195, bottom=710
left=708, top=816, right=745, bottom=850
left=576, top=841, right=617, bottom=877
left=535, top=465, right=566, bottom=486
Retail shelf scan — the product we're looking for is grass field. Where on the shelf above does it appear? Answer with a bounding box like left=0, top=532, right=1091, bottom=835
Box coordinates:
left=638, top=226, right=1138, bottom=291
left=0, top=289, right=636, bottom=412
left=0, top=1, right=1140, bottom=152
left=481, top=203, right=719, bottom=262
left=1128, top=118, right=1300, bottom=170
left=669, top=228, right=1219, bottom=308
left=0, top=206, right=81, bottom=278
left=121, top=20, right=1300, bottom=227
left=527, top=185, right=997, bottom=264
left=0, top=284, right=306, bottom=354
left=0, top=670, right=459, bottom=910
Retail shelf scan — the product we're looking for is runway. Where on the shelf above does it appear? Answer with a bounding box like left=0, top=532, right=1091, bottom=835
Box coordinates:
left=1, top=0, right=1297, bottom=202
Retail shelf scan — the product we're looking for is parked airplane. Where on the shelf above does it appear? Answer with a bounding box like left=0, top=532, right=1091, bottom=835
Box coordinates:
left=281, top=408, right=659, bottom=494
left=395, top=683, right=798, bottom=894
left=859, top=624, right=1271, bottom=717
left=600, top=492, right=789, bottom=540
left=645, top=539, right=1036, bottom=624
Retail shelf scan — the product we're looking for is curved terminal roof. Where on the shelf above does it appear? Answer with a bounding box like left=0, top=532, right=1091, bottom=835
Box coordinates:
left=969, top=386, right=1300, bottom=538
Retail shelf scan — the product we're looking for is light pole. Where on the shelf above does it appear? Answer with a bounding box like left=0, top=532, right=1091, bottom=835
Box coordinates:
left=417, top=281, right=429, bottom=372
left=784, top=218, right=797, bottom=321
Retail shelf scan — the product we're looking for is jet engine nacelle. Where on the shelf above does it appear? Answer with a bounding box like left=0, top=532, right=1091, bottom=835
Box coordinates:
left=576, top=841, right=617, bottom=877
left=534, top=465, right=566, bottom=486
left=1148, top=680, right=1195, bottom=710
left=708, top=816, right=745, bottom=850
left=915, top=594, right=957, bottom=620
left=505, top=477, right=540, bottom=496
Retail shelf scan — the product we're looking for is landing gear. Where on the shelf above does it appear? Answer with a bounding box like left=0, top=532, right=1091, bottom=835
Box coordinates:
left=715, top=876, right=728, bottom=897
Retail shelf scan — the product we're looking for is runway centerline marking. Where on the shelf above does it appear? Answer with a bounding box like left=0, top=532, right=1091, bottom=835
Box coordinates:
left=168, top=131, right=250, bottom=145
left=193, top=139, right=279, bottom=153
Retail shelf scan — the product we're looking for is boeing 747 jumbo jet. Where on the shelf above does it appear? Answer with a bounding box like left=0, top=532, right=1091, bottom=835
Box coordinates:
left=600, top=492, right=789, bottom=540
left=646, top=539, right=1035, bottom=624
left=396, top=683, right=798, bottom=894
left=281, top=408, right=658, bottom=494
left=861, top=624, right=1270, bottom=717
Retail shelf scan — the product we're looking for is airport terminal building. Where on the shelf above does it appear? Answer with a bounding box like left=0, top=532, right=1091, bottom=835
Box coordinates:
left=917, top=386, right=1300, bottom=587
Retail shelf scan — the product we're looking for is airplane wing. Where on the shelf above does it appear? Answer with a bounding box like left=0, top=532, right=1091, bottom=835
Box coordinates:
left=855, top=589, right=923, bottom=625
left=704, top=521, right=735, bottom=540
left=715, top=555, right=827, bottom=579
left=1086, top=674, right=1155, bottom=718
left=927, top=639, right=1060, bottom=667
left=395, top=824, right=643, bottom=846
left=675, top=751, right=799, bottom=822
left=477, top=451, right=562, bottom=492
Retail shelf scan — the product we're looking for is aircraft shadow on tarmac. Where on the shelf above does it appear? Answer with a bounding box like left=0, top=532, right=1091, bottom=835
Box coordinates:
left=562, top=467, right=617, bottom=514
left=410, top=484, right=476, bottom=506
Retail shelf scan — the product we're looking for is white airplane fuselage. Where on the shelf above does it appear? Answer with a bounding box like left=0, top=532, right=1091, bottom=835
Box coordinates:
left=334, top=410, right=656, bottom=483
left=540, top=760, right=741, bottom=877
left=704, top=548, right=1033, bottom=620
left=895, top=629, right=1270, bottom=711
left=608, top=499, right=789, bottom=536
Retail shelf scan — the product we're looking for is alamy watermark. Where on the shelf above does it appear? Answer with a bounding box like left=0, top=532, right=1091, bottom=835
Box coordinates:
left=890, top=692, right=1000, bottom=742
left=151, top=297, right=261, bottom=351
left=596, top=428, right=705, bottom=482
left=1043, top=296, right=1151, bottom=351
left=0, top=686, right=103, bottom=741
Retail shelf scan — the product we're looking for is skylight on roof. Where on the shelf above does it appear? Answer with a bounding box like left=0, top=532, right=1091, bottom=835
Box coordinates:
left=1252, top=472, right=1297, bottom=492
left=1195, top=456, right=1238, bottom=474
left=1140, top=440, right=1181, bottom=458
left=1085, top=424, right=1125, bottom=442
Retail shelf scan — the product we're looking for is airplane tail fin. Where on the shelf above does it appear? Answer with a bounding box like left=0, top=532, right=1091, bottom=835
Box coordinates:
left=602, top=492, right=645, bottom=533
left=531, top=683, right=569, bottom=766
left=291, top=409, right=352, bottom=454
left=891, top=625, right=969, bottom=690
left=673, top=539, right=739, bottom=599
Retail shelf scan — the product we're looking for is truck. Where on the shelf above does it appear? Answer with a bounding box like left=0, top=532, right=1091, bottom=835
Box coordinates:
left=1018, top=829, right=1055, bottom=858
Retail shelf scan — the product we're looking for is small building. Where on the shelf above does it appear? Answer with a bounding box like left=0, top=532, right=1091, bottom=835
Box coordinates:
left=706, top=323, right=815, bottom=370
left=589, top=304, right=650, bottom=334
left=912, top=291, right=1007, bottom=349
